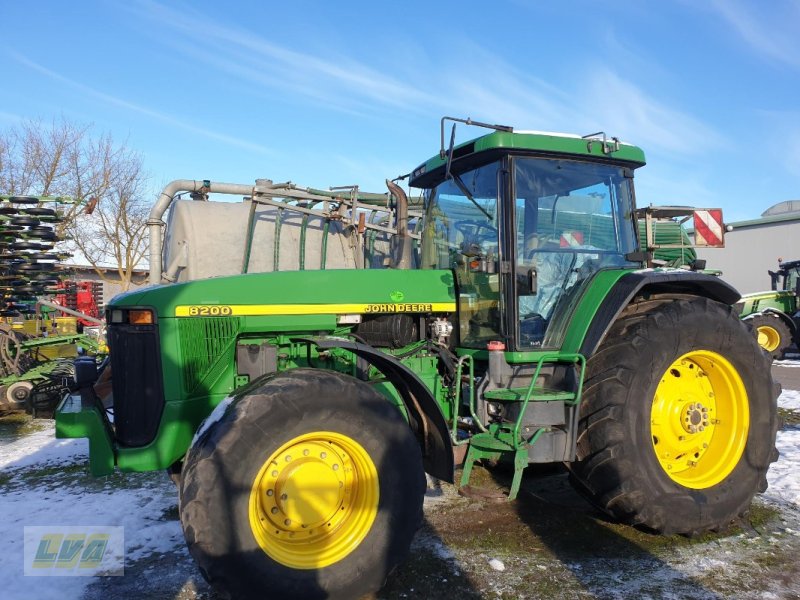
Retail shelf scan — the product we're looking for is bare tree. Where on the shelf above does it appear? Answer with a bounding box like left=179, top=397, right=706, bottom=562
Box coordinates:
left=67, top=153, right=149, bottom=291
left=0, top=116, right=150, bottom=289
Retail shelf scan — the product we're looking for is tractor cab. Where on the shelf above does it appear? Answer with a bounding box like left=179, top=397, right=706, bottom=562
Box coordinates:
left=411, top=119, right=644, bottom=351
left=771, top=259, right=800, bottom=294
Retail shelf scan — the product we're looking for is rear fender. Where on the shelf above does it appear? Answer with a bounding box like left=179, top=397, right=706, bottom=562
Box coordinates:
left=580, top=271, right=741, bottom=357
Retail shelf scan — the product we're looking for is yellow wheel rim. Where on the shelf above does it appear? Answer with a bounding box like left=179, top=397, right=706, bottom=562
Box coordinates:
left=249, top=431, right=379, bottom=569
left=756, top=325, right=781, bottom=352
left=651, top=350, right=749, bottom=489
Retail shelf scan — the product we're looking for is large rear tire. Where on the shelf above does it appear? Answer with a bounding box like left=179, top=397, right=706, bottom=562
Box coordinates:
left=570, top=296, right=779, bottom=535
left=180, top=368, right=425, bottom=600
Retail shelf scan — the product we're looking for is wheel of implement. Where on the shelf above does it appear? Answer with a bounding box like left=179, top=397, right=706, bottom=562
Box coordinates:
left=22, top=207, right=56, bottom=217
left=179, top=368, right=425, bottom=600
left=7, top=196, right=40, bottom=205
left=10, top=216, right=40, bottom=227
left=570, top=296, right=779, bottom=535
left=6, top=380, right=33, bottom=408
left=10, top=242, right=43, bottom=251
left=748, top=314, right=792, bottom=359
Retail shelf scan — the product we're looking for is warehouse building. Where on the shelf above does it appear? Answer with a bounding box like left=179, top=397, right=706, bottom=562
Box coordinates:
left=696, top=201, right=800, bottom=294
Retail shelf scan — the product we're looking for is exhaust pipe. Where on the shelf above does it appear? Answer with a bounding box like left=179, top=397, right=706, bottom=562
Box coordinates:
left=385, top=180, right=413, bottom=270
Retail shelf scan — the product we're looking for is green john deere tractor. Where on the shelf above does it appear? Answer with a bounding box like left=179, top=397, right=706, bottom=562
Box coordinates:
left=737, top=258, right=800, bottom=358
left=56, top=118, right=779, bottom=600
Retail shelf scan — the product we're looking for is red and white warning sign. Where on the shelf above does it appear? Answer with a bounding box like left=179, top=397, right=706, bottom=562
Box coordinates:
left=693, top=209, right=724, bottom=247
left=560, top=230, right=584, bottom=248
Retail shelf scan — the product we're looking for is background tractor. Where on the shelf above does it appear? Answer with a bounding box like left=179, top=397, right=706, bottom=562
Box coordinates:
left=737, top=258, right=800, bottom=358
left=57, top=119, right=779, bottom=600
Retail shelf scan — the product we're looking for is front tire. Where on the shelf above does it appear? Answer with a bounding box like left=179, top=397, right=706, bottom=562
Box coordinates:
left=570, top=296, right=779, bottom=535
left=180, top=368, right=425, bottom=600
left=749, top=314, right=792, bottom=359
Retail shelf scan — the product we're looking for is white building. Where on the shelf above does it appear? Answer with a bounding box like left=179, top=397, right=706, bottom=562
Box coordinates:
left=696, top=201, right=800, bottom=294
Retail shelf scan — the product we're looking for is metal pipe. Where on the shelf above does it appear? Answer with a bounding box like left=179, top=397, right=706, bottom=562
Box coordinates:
left=385, top=180, right=412, bottom=269
left=148, top=179, right=258, bottom=285
left=36, top=299, right=104, bottom=326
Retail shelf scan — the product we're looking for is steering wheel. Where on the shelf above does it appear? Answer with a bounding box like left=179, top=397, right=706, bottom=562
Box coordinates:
left=455, top=220, right=497, bottom=241
left=454, top=221, right=498, bottom=259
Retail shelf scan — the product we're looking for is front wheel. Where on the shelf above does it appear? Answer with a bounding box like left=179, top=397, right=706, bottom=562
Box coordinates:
left=179, top=368, right=425, bottom=600
left=749, top=314, right=792, bottom=359
left=570, top=297, right=779, bottom=535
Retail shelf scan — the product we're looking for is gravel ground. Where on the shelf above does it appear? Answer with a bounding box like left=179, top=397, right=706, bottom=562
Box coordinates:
left=1, top=360, right=799, bottom=600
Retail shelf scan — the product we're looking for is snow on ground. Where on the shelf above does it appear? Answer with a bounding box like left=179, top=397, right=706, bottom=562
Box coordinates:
left=0, top=426, right=87, bottom=470
left=778, top=389, right=800, bottom=411
left=0, top=381, right=799, bottom=600
left=774, top=354, right=800, bottom=368
left=766, top=390, right=800, bottom=508
left=0, top=422, right=185, bottom=600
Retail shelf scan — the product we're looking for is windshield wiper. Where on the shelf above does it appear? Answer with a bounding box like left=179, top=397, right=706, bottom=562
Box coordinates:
left=450, top=172, right=492, bottom=220
left=443, top=121, right=493, bottom=221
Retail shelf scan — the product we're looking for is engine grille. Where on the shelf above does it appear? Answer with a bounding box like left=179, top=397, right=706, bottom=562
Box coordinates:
left=177, top=317, right=241, bottom=394
left=108, top=324, right=165, bottom=447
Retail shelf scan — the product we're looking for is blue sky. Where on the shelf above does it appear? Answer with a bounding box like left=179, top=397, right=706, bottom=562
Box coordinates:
left=2, top=0, right=799, bottom=221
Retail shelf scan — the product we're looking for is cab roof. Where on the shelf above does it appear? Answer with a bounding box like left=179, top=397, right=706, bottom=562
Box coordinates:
left=409, top=130, right=647, bottom=188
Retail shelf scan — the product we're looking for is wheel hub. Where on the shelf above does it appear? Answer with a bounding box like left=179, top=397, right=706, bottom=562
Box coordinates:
left=682, top=402, right=709, bottom=434
left=249, top=431, right=379, bottom=569
left=262, top=441, right=349, bottom=533
left=756, top=325, right=780, bottom=352
left=651, top=350, right=749, bottom=489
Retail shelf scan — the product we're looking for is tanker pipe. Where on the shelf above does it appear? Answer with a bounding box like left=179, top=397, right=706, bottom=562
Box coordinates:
left=148, top=179, right=258, bottom=284
left=37, top=299, right=105, bottom=326
left=385, top=180, right=413, bottom=269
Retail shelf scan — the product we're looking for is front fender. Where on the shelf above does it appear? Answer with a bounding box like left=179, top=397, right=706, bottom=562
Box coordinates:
left=742, top=308, right=797, bottom=334
left=312, top=338, right=454, bottom=483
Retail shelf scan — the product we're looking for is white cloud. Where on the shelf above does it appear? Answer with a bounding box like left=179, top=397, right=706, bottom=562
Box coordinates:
left=128, top=1, right=437, bottom=117
left=11, top=53, right=272, bottom=155
left=584, top=67, right=725, bottom=155
left=708, top=0, right=800, bottom=69
left=124, top=1, right=722, bottom=165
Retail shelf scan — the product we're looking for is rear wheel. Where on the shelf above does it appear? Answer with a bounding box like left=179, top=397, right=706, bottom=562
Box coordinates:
left=570, top=297, right=779, bottom=535
left=749, top=314, right=792, bottom=359
left=179, top=368, right=425, bottom=600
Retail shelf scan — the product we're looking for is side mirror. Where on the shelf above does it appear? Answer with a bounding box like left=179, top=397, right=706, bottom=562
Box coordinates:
left=73, top=356, right=99, bottom=388
left=690, top=259, right=706, bottom=271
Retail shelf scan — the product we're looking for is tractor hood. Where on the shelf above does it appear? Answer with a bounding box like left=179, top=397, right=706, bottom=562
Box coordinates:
left=107, top=269, right=457, bottom=319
